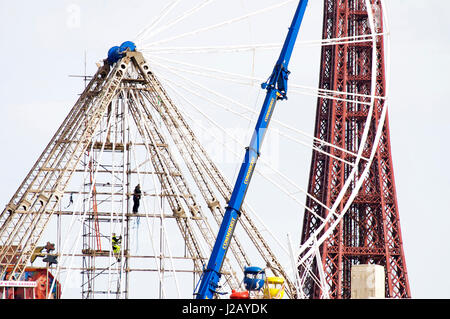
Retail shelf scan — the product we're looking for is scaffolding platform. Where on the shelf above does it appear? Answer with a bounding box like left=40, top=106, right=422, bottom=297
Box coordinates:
left=81, top=249, right=129, bottom=257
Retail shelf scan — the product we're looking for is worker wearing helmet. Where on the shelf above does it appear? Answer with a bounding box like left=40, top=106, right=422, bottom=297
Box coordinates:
left=112, top=233, right=122, bottom=262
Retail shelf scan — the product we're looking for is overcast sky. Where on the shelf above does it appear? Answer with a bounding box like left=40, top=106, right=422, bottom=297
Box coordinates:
left=0, top=0, right=449, bottom=299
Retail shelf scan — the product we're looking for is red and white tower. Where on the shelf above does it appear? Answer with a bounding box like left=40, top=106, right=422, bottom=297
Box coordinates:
left=300, top=0, right=411, bottom=299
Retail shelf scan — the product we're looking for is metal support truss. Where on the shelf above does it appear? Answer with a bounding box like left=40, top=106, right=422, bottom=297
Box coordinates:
left=299, top=0, right=410, bottom=299
left=0, top=50, right=293, bottom=298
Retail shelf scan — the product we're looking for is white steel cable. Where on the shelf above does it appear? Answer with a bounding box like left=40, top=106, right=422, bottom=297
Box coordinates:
left=117, top=97, right=128, bottom=298
left=292, top=3, right=390, bottom=296
left=146, top=55, right=372, bottom=161
left=297, top=85, right=389, bottom=272
left=171, top=93, right=292, bottom=257
left=128, top=96, right=168, bottom=297
left=131, top=118, right=180, bottom=297
left=135, top=0, right=389, bottom=300
left=128, top=89, right=210, bottom=277
left=148, top=55, right=374, bottom=107
left=295, top=0, right=386, bottom=276
left=294, top=32, right=389, bottom=48
left=153, top=69, right=358, bottom=168
left=149, top=58, right=373, bottom=114
left=142, top=43, right=282, bottom=54
left=381, top=0, right=392, bottom=99
left=142, top=0, right=297, bottom=47
left=129, top=90, right=185, bottom=298
left=172, top=86, right=337, bottom=222
left=162, top=79, right=327, bottom=226
left=141, top=33, right=389, bottom=54
left=108, top=97, right=118, bottom=298
left=156, top=73, right=357, bottom=171
left=142, top=0, right=217, bottom=41
left=135, top=0, right=183, bottom=45
left=147, top=54, right=384, bottom=103
left=130, top=91, right=182, bottom=298
left=49, top=98, right=117, bottom=298
left=44, top=0, right=391, bottom=299
left=287, top=233, right=302, bottom=298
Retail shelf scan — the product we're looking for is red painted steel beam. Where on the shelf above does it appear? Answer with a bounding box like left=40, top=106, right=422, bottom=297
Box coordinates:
left=299, top=0, right=410, bottom=299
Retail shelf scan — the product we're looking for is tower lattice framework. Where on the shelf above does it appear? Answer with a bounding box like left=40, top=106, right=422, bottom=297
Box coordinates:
left=300, top=0, right=411, bottom=299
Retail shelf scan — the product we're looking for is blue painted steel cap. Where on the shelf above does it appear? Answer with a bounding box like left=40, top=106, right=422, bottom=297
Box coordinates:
left=120, top=41, right=136, bottom=53
left=107, top=46, right=123, bottom=65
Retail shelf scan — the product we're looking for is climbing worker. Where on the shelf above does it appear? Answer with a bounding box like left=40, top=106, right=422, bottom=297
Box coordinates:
left=132, top=184, right=142, bottom=213
left=65, top=193, right=74, bottom=209
left=112, top=233, right=122, bottom=262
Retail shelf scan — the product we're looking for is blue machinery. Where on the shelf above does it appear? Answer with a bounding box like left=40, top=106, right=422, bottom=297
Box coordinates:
left=195, top=0, right=309, bottom=299
left=107, top=41, right=137, bottom=65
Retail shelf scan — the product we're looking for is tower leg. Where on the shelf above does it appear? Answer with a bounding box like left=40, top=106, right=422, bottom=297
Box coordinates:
left=300, top=0, right=410, bottom=299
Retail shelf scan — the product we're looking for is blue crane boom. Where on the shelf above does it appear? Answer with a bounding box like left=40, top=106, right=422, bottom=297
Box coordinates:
left=195, top=0, right=309, bottom=299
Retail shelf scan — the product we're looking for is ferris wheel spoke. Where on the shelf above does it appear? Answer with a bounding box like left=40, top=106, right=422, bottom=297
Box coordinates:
left=142, top=33, right=388, bottom=55
left=294, top=32, right=389, bottom=48
left=135, top=0, right=183, bottom=44
left=141, top=0, right=298, bottom=48
left=289, top=88, right=372, bottom=106
left=148, top=54, right=384, bottom=107
left=140, top=0, right=218, bottom=43
left=290, top=83, right=384, bottom=103
left=151, top=59, right=256, bottom=87
left=147, top=58, right=371, bottom=164
left=153, top=61, right=373, bottom=110
left=127, top=92, right=184, bottom=298
left=164, top=81, right=333, bottom=227
left=154, top=59, right=373, bottom=110
left=295, top=74, right=389, bottom=279
left=148, top=54, right=267, bottom=83
left=142, top=43, right=282, bottom=55
left=153, top=73, right=371, bottom=234
left=128, top=92, right=179, bottom=298
left=175, top=130, right=301, bottom=265
left=48, top=103, right=123, bottom=297
left=155, top=70, right=364, bottom=169
left=171, top=99, right=293, bottom=259
left=4, top=0, right=395, bottom=299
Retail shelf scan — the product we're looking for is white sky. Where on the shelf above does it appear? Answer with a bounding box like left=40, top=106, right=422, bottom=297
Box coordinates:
left=0, top=0, right=449, bottom=299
